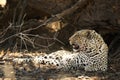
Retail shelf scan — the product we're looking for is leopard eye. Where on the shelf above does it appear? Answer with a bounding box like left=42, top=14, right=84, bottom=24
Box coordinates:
left=72, top=43, right=75, bottom=46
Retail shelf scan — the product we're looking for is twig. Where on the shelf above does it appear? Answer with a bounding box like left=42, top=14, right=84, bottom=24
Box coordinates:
left=0, top=33, right=18, bottom=44
left=19, top=33, right=28, bottom=50
left=0, top=23, right=13, bottom=38
left=53, top=32, right=65, bottom=45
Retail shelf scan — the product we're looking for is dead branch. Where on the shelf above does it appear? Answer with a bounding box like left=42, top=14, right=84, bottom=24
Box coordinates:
left=41, top=0, right=91, bottom=24
left=55, top=0, right=91, bottom=19
left=22, top=0, right=91, bottom=33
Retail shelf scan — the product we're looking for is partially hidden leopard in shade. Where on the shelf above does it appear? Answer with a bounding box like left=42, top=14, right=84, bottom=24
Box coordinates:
left=13, top=29, right=108, bottom=72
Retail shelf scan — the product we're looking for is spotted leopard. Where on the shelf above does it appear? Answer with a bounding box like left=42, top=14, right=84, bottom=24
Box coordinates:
left=69, top=30, right=108, bottom=71
left=13, top=29, right=108, bottom=71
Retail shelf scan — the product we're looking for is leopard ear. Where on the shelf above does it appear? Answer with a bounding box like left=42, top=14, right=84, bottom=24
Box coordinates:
left=86, top=30, right=92, bottom=39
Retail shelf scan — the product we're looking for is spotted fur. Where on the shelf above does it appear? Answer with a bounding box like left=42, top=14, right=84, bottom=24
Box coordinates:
left=69, top=30, right=108, bottom=71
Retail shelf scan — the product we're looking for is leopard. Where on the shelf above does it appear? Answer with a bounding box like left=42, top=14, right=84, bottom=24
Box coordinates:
left=69, top=29, right=108, bottom=71
left=12, top=29, right=108, bottom=72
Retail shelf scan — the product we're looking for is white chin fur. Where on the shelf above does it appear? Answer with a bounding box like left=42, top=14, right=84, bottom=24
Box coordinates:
left=73, top=49, right=79, bottom=52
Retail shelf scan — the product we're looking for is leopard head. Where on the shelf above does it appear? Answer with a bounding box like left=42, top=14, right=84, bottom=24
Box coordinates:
left=69, top=29, right=108, bottom=56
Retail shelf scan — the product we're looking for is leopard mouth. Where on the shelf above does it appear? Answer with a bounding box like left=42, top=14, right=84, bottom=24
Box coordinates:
left=72, top=43, right=80, bottom=52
